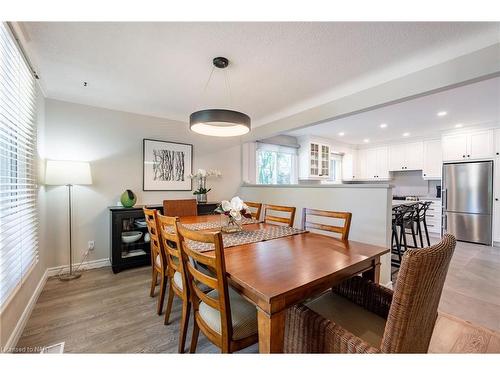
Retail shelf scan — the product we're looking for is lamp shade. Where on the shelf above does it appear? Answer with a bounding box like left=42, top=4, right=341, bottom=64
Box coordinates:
left=45, top=160, right=92, bottom=185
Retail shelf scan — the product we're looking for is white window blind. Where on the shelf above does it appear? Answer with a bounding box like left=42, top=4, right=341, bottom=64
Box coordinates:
left=0, top=23, right=38, bottom=308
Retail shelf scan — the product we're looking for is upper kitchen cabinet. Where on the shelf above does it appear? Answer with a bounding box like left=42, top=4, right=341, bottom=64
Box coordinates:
left=298, top=137, right=330, bottom=180
left=422, top=139, right=442, bottom=180
left=442, top=129, right=494, bottom=162
left=342, top=150, right=357, bottom=180
left=389, top=141, right=423, bottom=171
left=354, top=146, right=389, bottom=180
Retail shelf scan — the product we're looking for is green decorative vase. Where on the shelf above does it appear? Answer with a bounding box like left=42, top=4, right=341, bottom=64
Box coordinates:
left=120, top=189, right=137, bottom=208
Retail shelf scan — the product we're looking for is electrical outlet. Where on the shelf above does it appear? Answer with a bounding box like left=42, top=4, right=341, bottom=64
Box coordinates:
left=88, top=241, right=95, bottom=251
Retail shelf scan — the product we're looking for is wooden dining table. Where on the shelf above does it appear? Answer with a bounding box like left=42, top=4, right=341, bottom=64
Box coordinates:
left=179, top=214, right=390, bottom=353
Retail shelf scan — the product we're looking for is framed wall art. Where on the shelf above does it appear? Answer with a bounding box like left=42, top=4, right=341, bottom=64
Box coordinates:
left=143, top=139, right=193, bottom=191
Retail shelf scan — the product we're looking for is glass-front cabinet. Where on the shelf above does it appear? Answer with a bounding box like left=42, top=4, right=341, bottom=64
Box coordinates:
left=298, top=137, right=331, bottom=180
left=110, top=207, right=151, bottom=273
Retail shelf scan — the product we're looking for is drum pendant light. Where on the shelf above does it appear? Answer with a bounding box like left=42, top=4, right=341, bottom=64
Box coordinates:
left=190, top=57, right=251, bottom=137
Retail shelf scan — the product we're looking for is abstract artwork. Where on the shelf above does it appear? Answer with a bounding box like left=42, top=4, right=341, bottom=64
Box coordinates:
left=143, top=139, right=192, bottom=191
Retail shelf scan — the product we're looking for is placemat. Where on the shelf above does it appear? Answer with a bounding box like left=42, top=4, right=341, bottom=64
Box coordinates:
left=185, top=226, right=307, bottom=252
left=183, top=217, right=261, bottom=231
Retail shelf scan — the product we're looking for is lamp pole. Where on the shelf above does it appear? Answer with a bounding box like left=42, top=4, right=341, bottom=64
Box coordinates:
left=59, top=184, right=81, bottom=281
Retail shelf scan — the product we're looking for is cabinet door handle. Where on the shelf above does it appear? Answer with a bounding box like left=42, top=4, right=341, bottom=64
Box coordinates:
left=463, top=155, right=465, bottom=158
left=467, top=155, right=470, bottom=158
left=496, top=198, right=499, bottom=201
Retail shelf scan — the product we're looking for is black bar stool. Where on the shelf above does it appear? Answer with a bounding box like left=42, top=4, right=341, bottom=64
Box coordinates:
left=413, top=201, right=432, bottom=247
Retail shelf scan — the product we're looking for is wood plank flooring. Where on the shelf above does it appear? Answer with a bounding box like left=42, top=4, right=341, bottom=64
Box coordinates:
left=16, top=265, right=499, bottom=353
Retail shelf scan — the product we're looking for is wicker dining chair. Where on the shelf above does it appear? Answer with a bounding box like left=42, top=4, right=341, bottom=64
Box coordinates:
left=156, top=214, right=191, bottom=353
left=177, top=224, right=259, bottom=353
left=143, top=208, right=167, bottom=315
left=301, top=208, right=352, bottom=240
left=245, top=201, right=263, bottom=221
left=284, top=234, right=456, bottom=353
left=264, top=204, right=296, bottom=227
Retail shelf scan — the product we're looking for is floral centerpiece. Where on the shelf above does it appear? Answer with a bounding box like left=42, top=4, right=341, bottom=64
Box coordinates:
left=189, top=169, right=222, bottom=203
left=215, top=196, right=252, bottom=233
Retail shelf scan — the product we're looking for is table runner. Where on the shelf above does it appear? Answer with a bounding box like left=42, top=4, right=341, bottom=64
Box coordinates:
left=182, top=216, right=261, bottom=231
left=185, top=226, right=307, bottom=252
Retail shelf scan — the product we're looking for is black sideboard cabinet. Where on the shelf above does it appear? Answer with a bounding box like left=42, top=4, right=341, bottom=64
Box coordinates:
left=109, top=202, right=219, bottom=273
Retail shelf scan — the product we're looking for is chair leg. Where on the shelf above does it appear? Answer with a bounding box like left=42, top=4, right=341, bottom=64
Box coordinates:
left=149, top=268, right=158, bottom=297
left=178, top=300, right=191, bottom=353
left=418, top=222, right=424, bottom=248
left=410, top=222, right=418, bottom=248
left=400, top=224, right=408, bottom=253
left=423, top=219, right=431, bottom=246
left=164, top=283, right=175, bottom=325
left=190, top=319, right=200, bottom=353
left=157, top=275, right=167, bottom=315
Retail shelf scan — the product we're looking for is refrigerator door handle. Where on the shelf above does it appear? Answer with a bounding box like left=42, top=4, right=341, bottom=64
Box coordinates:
left=443, top=188, right=447, bottom=210
left=443, top=213, right=447, bottom=232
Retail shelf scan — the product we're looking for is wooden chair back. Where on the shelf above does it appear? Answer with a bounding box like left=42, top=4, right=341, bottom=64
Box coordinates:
left=156, top=214, right=186, bottom=296
left=143, top=208, right=164, bottom=270
left=163, top=199, right=198, bottom=217
left=177, top=224, right=233, bottom=349
left=245, top=201, right=262, bottom=220
left=264, top=204, right=296, bottom=227
left=381, top=234, right=456, bottom=353
left=301, top=208, right=352, bottom=240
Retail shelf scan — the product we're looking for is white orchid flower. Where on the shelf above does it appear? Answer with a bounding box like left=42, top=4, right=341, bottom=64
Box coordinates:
left=221, top=196, right=245, bottom=220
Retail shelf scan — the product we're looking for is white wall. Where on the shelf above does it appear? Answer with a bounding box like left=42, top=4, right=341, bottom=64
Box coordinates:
left=42, top=99, right=243, bottom=267
left=238, top=184, right=392, bottom=286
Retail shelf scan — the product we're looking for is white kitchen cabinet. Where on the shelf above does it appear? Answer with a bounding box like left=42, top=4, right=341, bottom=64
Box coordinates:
left=353, top=146, right=389, bottom=180
left=425, top=200, right=442, bottom=235
left=442, top=130, right=494, bottom=162
left=298, top=138, right=331, bottom=180
left=342, top=150, right=357, bottom=180
left=389, top=141, right=423, bottom=171
left=422, top=139, right=442, bottom=180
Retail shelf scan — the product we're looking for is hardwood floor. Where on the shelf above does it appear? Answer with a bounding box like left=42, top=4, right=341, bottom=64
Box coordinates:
left=16, top=265, right=499, bottom=353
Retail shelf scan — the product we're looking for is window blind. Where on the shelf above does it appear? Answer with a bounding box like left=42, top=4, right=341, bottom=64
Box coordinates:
left=0, top=23, right=38, bottom=308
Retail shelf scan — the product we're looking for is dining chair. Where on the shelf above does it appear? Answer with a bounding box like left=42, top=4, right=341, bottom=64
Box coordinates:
left=244, top=201, right=263, bottom=221
left=177, top=224, right=259, bottom=353
left=156, top=214, right=191, bottom=353
left=301, top=208, right=352, bottom=240
left=284, top=234, right=456, bottom=353
left=263, top=204, right=296, bottom=227
left=163, top=199, right=198, bottom=217
left=143, top=208, right=167, bottom=315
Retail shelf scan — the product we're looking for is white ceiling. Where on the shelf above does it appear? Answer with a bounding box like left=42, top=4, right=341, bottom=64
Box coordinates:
left=21, top=22, right=500, bottom=126
left=287, top=77, right=500, bottom=145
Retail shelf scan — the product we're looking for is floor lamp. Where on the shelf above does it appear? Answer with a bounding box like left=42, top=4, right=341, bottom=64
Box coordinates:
left=45, top=160, right=93, bottom=281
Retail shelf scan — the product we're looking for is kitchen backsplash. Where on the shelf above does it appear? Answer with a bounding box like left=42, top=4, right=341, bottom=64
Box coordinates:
left=391, top=170, right=440, bottom=197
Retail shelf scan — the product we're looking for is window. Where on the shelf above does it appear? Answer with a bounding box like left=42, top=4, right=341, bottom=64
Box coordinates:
left=0, top=23, right=38, bottom=308
left=256, top=143, right=297, bottom=185
left=329, top=154, right=342, bottom=182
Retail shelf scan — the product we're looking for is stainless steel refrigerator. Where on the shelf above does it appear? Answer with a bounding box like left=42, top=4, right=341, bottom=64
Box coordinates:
left=442, top=161, right=493, bottom=245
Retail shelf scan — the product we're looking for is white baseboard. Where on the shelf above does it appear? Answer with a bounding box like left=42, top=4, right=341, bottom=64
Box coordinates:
left=3, top=258, right=110, bottom=352
left=46, top=258, right=111, bottom=277
left=3, top=269, right=48, bottom=353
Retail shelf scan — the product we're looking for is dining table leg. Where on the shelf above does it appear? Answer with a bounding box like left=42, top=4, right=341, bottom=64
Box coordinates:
left=362, top=256, right=381, bottom=283
left=257, top=308, right=286, bottom=353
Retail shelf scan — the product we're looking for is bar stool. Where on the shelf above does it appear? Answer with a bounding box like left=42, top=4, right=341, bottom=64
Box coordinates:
left=413, top=201, right=432, bottom=247
left=391, top=204, right=418, bottom=270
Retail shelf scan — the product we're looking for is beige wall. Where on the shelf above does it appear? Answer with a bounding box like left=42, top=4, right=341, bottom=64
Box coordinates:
left=42, top=99, right=243, bottom=267
left=238, top=184, right=392, bottom=285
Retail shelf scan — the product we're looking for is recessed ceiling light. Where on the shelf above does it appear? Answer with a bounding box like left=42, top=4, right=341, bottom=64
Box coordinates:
left=437, top=111, right=447, bottom=117
left=403, top=132, right=410, bottom=137
left=338, top=132, right=345, bottom=136
left=380, top=123, right=388, bottom=128
left=363, top=139, right=370, bottom=143
left=455, top=123, right=463, bottom=128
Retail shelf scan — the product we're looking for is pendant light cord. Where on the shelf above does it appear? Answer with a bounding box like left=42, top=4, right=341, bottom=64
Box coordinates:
left=224, top=69, right=233, bottom=107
